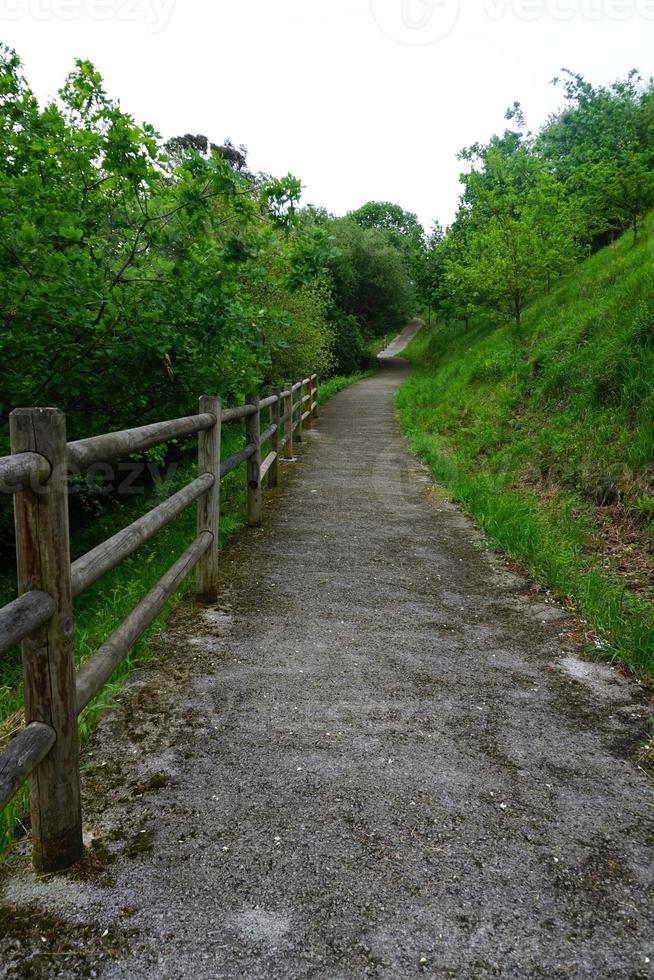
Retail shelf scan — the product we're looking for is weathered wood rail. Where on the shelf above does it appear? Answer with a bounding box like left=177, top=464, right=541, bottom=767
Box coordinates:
left=0, top=375, right=318, bottom=871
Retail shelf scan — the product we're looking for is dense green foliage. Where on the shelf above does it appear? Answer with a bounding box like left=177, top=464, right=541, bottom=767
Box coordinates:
left=349, top=200, right=425, bottom=292
left=0, top=51, right=302, bottom=439
left=420, top=70, right=654, bottom=327
left=288, top=205, right=417, bottom=374
left=0, top=45, right=415, bottom=451
left=399, top=214, right=654, bottom=678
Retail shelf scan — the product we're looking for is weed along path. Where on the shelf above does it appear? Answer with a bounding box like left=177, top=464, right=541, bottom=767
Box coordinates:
left=2, top=325, right=654, bottom=979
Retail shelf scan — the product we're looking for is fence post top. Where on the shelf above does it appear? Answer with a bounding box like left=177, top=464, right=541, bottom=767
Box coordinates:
left=198, top=395, right=221, bottom=423
left=10, top=407, right=65, bottom=419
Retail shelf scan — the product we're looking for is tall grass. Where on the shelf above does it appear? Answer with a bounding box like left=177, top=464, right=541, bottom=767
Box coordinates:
left=398, top=216, right=654, bottom=681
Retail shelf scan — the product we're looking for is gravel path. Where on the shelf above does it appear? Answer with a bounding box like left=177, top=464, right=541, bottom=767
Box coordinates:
left=2, top=324, right=653, bottom=979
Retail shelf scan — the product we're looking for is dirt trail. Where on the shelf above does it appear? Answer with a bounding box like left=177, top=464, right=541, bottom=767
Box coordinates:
left=2, top=324, right=653, bottom=979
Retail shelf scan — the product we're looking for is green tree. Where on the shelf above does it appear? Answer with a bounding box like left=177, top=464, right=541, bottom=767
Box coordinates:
left=414, top=222, right=444, bottom=321
left=452, top=127, right=579, bottom=325
left=328, top=218, right=415, bottom=336
left=0, top=46, right=305, bottom=443
left=349, top=200, right=425, bottom=284
left=539, top=69, right=654, bottom=243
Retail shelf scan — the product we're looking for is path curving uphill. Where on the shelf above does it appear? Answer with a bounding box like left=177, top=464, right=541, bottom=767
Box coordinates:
left=2, top=322, right=653, bottom=979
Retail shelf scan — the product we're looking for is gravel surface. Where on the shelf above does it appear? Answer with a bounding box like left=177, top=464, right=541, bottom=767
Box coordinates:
left=2, top=323, right=653, bottom=979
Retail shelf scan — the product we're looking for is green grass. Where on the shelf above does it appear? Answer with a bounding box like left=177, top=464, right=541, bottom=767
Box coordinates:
left=398, top=215, right=654, bottom=681
left=318, top=369, right=375, bottom=404
left=0, top=372, right=370, bottom=855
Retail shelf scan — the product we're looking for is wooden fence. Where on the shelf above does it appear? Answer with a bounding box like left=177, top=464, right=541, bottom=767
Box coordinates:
left=0, top=374, right=318, bottom=872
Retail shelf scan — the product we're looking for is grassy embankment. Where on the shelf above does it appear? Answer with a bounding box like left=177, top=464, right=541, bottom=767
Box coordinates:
left=0, top=368, right=372, bottom=853
left=398, top=216, right=654, bottom=682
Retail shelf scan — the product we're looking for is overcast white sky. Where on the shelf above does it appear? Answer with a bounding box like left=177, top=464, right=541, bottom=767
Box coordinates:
left=2, top=0, right=652, bottom=229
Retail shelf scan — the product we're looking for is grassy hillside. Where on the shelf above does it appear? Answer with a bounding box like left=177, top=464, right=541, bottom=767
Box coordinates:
left=398, top=214, right=654, bottom=680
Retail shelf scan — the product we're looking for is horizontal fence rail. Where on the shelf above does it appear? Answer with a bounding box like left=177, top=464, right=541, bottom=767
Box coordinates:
left=0, top=453, right=51, bottom=494
left=0, top=723, right=56, bottom=813
left=70, top=474, right=215, bottom=599
left=0, top=591, right=56, bottom=657
left=75, top=531, right=213, bottom=715
left=220, top=443, right=256, bottom=480
left=67, top=414, right=217, bottom=471
left=221, top=404, right=257, bottom=424
left=0, top=373, right=319, bottom=871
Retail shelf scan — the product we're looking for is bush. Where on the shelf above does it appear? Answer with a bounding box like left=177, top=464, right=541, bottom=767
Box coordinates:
left=329, top=313, right=375, bottom=376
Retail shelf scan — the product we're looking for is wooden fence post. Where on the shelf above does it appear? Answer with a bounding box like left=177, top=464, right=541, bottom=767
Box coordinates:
left=196, top=396, right=221, bottom=600
left=269, top=387, right=280, bottom=488
left=296, top=380, right=303, bottom=443
left=284, top=381, right=294, bottom=460
left=246, top=394, right=262, bottom=526
left=312, top=374, right=319, bottom=419
left=305, top=379, right=312, bottom=431
left=9, top=408, right=83, bottom=872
